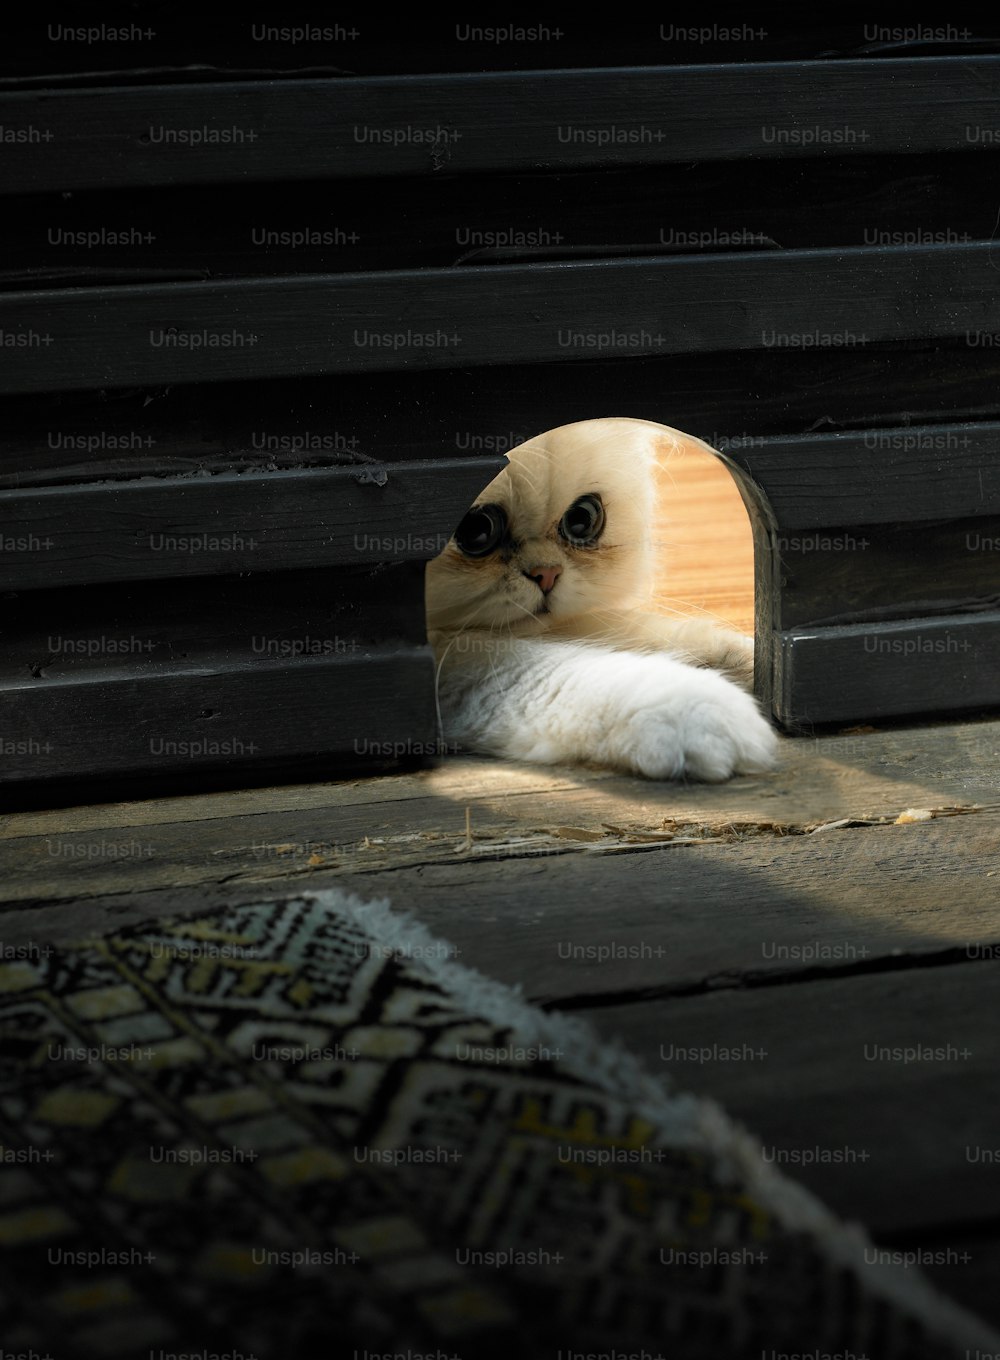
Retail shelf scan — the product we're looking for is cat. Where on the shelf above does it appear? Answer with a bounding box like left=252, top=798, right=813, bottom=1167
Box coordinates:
left=425, top=417, right=777, bottom=781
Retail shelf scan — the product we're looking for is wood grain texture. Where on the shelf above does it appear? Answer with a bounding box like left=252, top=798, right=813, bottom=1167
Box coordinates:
left=640, top=426, right=1000, bottom=725
left=3, top=346, right=999, bottom=489
left=1, top=245, right=997, bottom=393
left=3, top=59, right=1000, bottom=192
left=4, top=722, right=999, bottom=909
left=5, top=33, right=1000, bottom=1331
left=4, top=764, right=1000, bottom=1241
left=0, top=457, right=503, bottom=588
left=654, top=441, right=754, bottom=635
left=775, top=613, right=1000, bottom=727
left=7, top=717, right=996, bottom=835
left=0, top=646, right=438, bottom=791
left=769, top=517, right=1000, bottom=630
left=657, top=425, right=1000, bottom=639
left=299, top=814, right=1000, bottom=1004
left=4, top=22, right=996, bottom=85
left=10, top=812, right=1000, bottom=990
left=2, top=734, right=999, bottom=1256
left=591, top=959, right=1000, bottom=1233
left=0, top=561, right=430, bottom=680
left=725, top=423, right=1000, bottom=530
left=3, top=153, right=997, bottom=288
left=4, top=844, right=1000, bottom=1250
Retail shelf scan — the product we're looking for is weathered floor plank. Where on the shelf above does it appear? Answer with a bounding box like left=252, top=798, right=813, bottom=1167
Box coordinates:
left=2, top=806, right=999, bottom=1007
left=6, top=717, right=999, bottom=836
left=3, top=718, right=999, bottom=1295
left=587, top=959, right=1000, bottom=1235
left=2, top=720, right=998, bottom=909
left=3, top=816, right=997, bottom=1251
left=336, top=812, right=1000, bottom=1003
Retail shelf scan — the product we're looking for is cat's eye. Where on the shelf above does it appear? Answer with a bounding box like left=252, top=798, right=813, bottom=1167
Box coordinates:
left=453, top=503, right=508, bottom=557
left=559, top=494, right=605, bottom=546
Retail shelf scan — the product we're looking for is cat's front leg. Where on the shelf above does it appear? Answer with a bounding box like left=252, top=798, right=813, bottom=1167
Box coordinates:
left=433, top=633, right=777, bottom=781
left=559, top=611, right=755, bottom=690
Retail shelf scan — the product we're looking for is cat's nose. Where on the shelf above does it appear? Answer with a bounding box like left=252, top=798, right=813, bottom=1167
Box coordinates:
left=525, top=565, right=562, bottom=595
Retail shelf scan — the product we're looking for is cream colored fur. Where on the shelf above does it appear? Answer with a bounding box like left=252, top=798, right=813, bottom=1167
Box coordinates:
left=426, top=418, right=776, bottom=781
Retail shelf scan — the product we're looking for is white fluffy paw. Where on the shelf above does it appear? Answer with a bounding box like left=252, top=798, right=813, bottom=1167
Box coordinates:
left=622, top=667, right=778, bottom=782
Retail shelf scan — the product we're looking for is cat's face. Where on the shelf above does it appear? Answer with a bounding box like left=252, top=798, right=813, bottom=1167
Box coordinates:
left=426, top=418, right=662, bottom=635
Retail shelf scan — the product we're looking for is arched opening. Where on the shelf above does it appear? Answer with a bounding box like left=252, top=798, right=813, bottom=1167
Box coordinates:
left=648, top=425, right=755, bottom=640
left=426, top=417, right=774, bottom=781
left=430, top=412, right=1000, bottom=734
left=428, top=415, right=759, bottom=683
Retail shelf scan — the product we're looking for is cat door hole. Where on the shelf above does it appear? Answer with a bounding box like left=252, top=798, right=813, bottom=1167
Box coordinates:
left=651, top=431, right=755, bottom=637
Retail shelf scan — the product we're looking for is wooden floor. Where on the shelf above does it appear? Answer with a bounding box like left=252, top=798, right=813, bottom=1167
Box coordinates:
left=4, top=714, right=1000, bottom=1330
left=3, top=452, right=999, bottom=1333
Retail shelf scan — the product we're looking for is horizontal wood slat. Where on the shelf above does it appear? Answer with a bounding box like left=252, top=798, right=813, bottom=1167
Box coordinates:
left=773, top=613, right=1000, bottom=727
left=0, top=562, right=431, bottom=683
left=2, top=59, right=1000, bottom=193
left=327, top=814, right=1000, bottom=1008
left=0, top=647, right=439, bottom=794
left=0, top=458, right=501, bottom=588
left=1, top=153, right=997, bottom=290
left=723, top=422, right=1000, bottom=529
left=595, top=958, right=1000, bottom=1234
left=0, top=244, right=997, bottom=393
left=5, top=24, right=997, bottom=88
left=4, top=349, right=1000, bottom=490
left=772, top=518, right=1000, bottom=630
left=3, top=48, right=999, bottom=759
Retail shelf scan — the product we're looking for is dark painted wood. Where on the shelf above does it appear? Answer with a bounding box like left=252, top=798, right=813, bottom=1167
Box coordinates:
left=1, top=153, right=994, bottom=287
left=2, top=40, right=999, bottom=758
left=0, top=560, right=438, bottom=798
left=724, top=423, right=1000, bottom=530
left=0, top=561, right=431, bottom=681
left=0, top=245, right=998, bottom=394
left=0, top=645, right=439, bottom=800
left=4, top=346, right=1000, bottom=489
left=2, top=59, right=1000, bottom=194
left=773, top=613, right=1000, bottom=728
left=593, top=959, right=1000, bottom=1234
left=13, top=807, right=994, bottom=987
left=4, top=21, right=998, bottom=85
left=719, top=425, right=1000, bottom=724
left=4, top=33, right=1000, bottom=1333
left=769, top=517, right=1000, bottom=629
left=0, top=458, right=502, bottom=589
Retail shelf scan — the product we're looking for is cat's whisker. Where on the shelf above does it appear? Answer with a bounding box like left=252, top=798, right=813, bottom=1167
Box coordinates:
left=461, top=596, right=506, bottom=630
left=479, top=618, right=511, bottom=696
left=504, top=596, right=541, bottom=622
left=431, top=632, right=461, bottom=742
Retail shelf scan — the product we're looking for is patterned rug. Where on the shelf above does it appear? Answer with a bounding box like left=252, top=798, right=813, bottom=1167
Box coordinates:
left=0, top=888, right=995, bottom=1359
